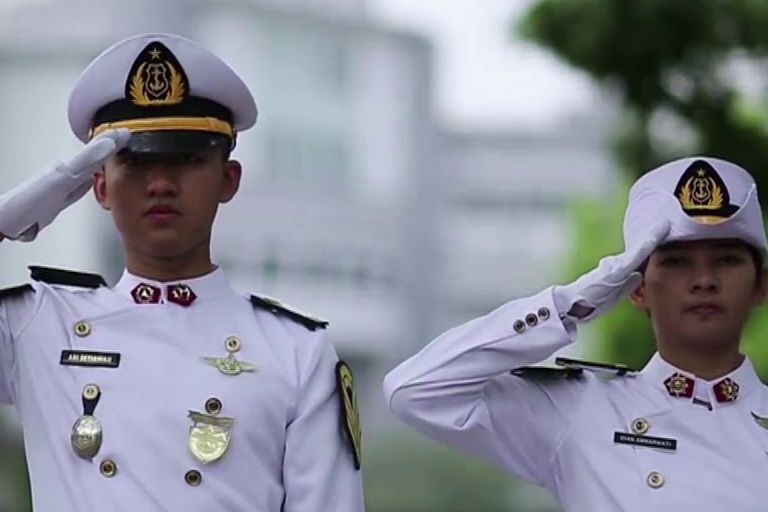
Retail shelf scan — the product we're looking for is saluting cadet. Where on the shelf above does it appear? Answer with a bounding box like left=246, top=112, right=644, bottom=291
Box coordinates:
left=384, top=156, right=768, bottom=511
left=0, top=33, right=363, bottom=512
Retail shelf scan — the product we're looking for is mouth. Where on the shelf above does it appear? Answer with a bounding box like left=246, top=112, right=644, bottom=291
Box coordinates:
left=684, top=303, right=725, bottom=316
left=144, top=205, right=181, bottom=220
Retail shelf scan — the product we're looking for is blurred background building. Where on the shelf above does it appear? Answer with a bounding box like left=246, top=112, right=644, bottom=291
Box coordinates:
left=0, top=0, right=616, bottom=510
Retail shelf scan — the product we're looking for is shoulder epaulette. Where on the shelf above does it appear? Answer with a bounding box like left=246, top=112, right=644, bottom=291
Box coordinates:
left=249, top=294, right=329, bottom=331
left=0, top=284, right=33, bottom=300
left=554, top=356, right=638, bottom=377
left=29, top=266, right=106, bottom=289
left=510, top=366, right=583, bottom=380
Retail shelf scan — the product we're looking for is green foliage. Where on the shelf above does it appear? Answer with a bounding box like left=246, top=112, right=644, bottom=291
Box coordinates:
left=520, top=0, right=768, bottom=202
left=0, top=428, right=31, bottom=512
left=364, top=430, right=559, bottom=512
left=522, top=0, right=768, bottom=376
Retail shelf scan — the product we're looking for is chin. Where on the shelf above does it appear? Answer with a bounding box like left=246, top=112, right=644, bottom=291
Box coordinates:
left=678, top=329, right=738, bottom=351
left=130, top=235, right=193, bottom=260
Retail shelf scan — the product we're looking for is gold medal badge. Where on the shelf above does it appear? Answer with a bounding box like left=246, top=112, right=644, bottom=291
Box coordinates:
left=188, top=410, right=236, bottom=464
left=336, top=361, right=362, bottom=470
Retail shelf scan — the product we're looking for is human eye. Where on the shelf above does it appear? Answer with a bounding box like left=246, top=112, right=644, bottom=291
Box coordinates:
left=118, top=153, right=148, bottom=168
left=174, top=153, right=204, bottom=166
left=716, top=252, right=747, bottom=266
left=658, top=254, right=688, bottom=267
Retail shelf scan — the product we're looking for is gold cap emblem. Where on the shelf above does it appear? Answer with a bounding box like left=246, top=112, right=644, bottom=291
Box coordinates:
left=674, top=160, right=738, bottom=224
left=126, top=42, right=188, bottom=107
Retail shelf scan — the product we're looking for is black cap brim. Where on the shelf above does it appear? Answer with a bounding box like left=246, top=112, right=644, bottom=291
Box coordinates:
left=125, top=131, right=231, bottom=154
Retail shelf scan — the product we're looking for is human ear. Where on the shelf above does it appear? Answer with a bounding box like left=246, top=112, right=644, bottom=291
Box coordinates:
left=219, top=160, right=242, bottom=204
left=629, top=281, right=648, bottom=312
left=92, top=167, right=111, bottom=211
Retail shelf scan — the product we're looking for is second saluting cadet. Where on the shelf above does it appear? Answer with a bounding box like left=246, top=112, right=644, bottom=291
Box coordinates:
left=385, top=156, right=768, bottom=511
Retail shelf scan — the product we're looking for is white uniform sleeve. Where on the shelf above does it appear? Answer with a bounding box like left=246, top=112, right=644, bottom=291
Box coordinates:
left=0, top=284, right=38, bottom=405
left=282, top=334, right=365, bottom=512
left=383, top=287, right=588, bottom=487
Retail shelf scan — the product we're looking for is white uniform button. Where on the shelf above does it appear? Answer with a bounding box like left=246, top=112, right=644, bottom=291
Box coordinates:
left=205, top=397, right=222, bottom=415
left=632, top=417, right=650, bottom=435
left=74, top=321, right=92, bottom=337
left=185, top=469, right=202, bottom=486
left=82, top=384, right=100, bottom=401
left=647, top=471, right=664, bottom=489
left=537, top=307, right=551, bottom=321
left=513, top=320, right=526, bottom=333
left=100, top=459, right=117, bottom=478
left=525, top=313, right=538, bottom=327
left=225, top=336, right=241, bottom=353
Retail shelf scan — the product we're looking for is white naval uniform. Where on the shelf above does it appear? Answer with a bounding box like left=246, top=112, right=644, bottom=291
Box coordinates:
left=384, top=287, right=768, bottom=511
left=0, top=267, right=364, bottom=512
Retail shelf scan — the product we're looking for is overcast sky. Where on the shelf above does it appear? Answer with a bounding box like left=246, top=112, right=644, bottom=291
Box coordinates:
left=369, top=0, right=600, bottom=132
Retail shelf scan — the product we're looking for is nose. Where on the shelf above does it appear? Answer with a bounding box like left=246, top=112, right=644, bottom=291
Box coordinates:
left=689, top=262, right=720, bottom=293
left=145, top=165, right=179, bottom=197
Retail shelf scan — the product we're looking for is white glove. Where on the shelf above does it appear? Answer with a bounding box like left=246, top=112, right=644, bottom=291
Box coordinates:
left=0, top=128, right=131, bottom=241
left=553, top=220, right=670, bottom=322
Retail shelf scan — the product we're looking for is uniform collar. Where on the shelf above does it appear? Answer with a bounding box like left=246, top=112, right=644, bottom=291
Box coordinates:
left=641, top=352, right=761, bottom=408
left=114, top=267, right=233, bottom=306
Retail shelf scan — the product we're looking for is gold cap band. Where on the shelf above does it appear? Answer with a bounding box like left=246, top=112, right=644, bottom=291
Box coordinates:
left=691, top=215, right=729, bottom=225
left=90, top=116, right=234, bottom=139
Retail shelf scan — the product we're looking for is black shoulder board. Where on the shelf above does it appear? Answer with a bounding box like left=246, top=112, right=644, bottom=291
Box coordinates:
left=511, top=366, right=583, bottom=380
left=555, top=356, right=638, bottom=377
left=29, top=266, right=106, bottom=289
left=0, top=284, right=33, bottom=300
left=250, top=294, right=329, bottom=331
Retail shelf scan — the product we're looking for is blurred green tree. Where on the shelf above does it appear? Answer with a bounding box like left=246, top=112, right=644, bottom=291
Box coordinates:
left=364, top=430, right=559, bottom=512
left=0, top=426, right=30, bottom=512
left=519, top=0, right=768, bottom=377
left=520, top=0, right=768, bottom=198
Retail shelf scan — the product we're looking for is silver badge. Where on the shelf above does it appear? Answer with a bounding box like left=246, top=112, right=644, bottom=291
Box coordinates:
left=71, top=415, right=103, bottom=459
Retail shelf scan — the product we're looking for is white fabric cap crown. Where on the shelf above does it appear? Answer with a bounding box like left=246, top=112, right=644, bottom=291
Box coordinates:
left=623, top=156, right=766, bottom=254
left=67, top=32, right=257, bottom=147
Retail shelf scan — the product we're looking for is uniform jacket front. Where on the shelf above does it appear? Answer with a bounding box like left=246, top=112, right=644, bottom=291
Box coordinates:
left=0, top=267, right=363, bottom=512
left=384, top=287, right=768, bottom=511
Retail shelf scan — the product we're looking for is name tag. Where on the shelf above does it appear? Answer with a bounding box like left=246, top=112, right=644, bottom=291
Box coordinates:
left=614, top=432, right=677, bottom=451
left=60, top=350, right=120, bottom=368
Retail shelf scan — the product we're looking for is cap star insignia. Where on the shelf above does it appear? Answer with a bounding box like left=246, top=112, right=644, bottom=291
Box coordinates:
left=149, top=47, right=162, bottom=60
left=201, top=353, right=256, bottom=376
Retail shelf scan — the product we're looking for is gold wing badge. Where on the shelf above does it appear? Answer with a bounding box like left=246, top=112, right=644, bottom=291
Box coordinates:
left=336, top=361, right=362, bottom=470
left=202, top=336, right=257, bottom=376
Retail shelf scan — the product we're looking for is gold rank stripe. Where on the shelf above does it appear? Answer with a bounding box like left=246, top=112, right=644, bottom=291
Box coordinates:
left=60, top=350, right=121, bottom=368
left=89, top=116, right=235, bottom=139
